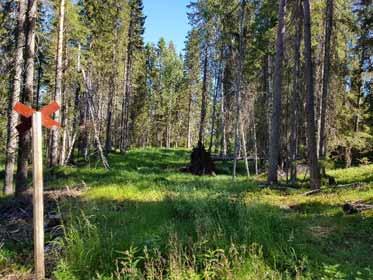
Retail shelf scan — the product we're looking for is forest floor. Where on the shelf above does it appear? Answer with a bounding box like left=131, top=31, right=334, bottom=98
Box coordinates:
left=1, top=149, right=373, bottom=279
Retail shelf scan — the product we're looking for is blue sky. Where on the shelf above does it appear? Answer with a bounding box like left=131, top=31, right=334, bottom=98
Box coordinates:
left=143, top=0, right=191, bottom=54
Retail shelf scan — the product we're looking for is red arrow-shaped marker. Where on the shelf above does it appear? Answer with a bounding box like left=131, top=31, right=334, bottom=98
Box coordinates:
left=14, top=102, right=61, bottom=133
left=14, top=102, right=36, bottom=117
left=40, top=102, right=61, bottom=129
left=14, top=102, right=36, bottom=133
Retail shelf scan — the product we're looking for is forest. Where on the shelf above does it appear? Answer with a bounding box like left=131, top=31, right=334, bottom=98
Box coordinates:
left=0, top=0, right=372, bottom=279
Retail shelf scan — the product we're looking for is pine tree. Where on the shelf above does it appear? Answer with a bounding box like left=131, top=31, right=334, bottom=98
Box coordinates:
left=303, top=0, right=321, bottom=189
left=268, top=0, right=286, bottom=184
left=50, top=0, right=66, bottom=167
left=184, top=29, right=201, bottom=148
left=4, top=0, right=26, bottom=195
left=16, top=0, right=38, bottom=195
left=120, top=0, right=146, bottom=151
left=319, top=0, right=334, bottom=163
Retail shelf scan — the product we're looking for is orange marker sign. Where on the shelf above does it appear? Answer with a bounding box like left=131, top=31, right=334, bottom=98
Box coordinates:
left=14, top=102, right=61, bottom=133
left=14, top=101, right=61, bottom=280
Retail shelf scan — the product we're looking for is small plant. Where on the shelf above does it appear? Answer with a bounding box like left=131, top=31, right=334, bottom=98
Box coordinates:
left=358, top=157, right=370, bottom=166
left=114, top=247, right=144, bottom=279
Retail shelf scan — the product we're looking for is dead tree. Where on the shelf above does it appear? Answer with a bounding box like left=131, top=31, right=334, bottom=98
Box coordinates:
left=81, top=68, right=110, bottom=169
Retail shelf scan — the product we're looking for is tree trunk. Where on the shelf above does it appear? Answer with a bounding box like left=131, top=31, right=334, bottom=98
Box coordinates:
left=264, top=55, right=273, bottom=159
left=319, top=0, right=334, bottom=161
left=289, top=1, right=302, bottom=184
left=81, top=68, right=110, bottom=169
left=105, top=78, right=115, bottom=154
left=4, top=0, right=26, bottom=195
left=209, top=61, right=222, bottom=152
left=186, top=89, right=192, bottom=149
left=105, top=40, right=117, bottom=155
left=345, top=147, right=352, bottom=168
left=252, top=101, right=259, bottom=175
left=50, top=0, right=65, bottom=167
left=233, top=0, right=246, bottom=180
left=198, top=45, right=209, bottom=144
left=220, top=82, right=227, bottom=156
left=16, top=0, right=38, bottom=196
left=268, top=0, right=286, bottom=184
left=120, top=6, right=136, bottom=152
left=121, top=51, right=132, bottom=151
left=166, top=95, right=172, bottom=148
left=35, top=51, right=43, bottom=109
left=59, top=89, right=68, bottom=165
left=240, top=118, right=250, bottom=178
left=303, top=0, right=321, bottom=189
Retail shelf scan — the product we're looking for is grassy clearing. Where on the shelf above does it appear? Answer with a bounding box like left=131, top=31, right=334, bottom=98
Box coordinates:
left=1, top=148, right=373, bottom=279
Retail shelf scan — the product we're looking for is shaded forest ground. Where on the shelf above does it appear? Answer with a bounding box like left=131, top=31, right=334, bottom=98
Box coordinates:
left=1, top=149, right=373, bottom=279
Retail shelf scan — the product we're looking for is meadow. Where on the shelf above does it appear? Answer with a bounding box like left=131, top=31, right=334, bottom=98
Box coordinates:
left=1, top=149, right=373, bottom=279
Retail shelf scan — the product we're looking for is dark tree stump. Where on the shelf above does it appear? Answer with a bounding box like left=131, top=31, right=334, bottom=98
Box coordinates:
left=189, top=141, right=215, bottom=175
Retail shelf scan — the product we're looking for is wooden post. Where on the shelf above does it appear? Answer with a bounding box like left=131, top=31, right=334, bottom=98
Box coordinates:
left=32, top=112, right=45, bottom=279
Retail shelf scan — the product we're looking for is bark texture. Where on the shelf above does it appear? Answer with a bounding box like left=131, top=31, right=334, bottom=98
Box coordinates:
left=319, top=0, right=334, bottom=160
left=268, top=0, right=286, bottom=184
left=303, top=0, right=321, bottom=189
left=198, top=45, right=209, bottom=144
left=16, top=0, right=38, bottom=195
left=50, top=0, right=65, bottom=167
left=233, top=0, right=246, bottom=179
left=4, top=0, right=26, bottom=195
left=289, top=1, right=302, bottom=184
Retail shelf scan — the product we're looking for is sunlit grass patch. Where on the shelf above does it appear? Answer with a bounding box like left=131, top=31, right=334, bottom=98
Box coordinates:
left=1, top=149, right=373, bottom=279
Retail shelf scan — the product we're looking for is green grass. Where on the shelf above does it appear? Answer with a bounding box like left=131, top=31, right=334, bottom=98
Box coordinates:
left=1, top=148, right=373, bottom=279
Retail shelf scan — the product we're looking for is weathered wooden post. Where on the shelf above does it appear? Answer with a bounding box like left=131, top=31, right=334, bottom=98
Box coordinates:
left=32, top=112, right=45, bottom=279
left=14, top=102, right=60, bottom=280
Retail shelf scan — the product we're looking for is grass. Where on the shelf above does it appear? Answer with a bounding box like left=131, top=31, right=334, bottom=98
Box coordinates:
left=1, top=148, right=373, bottom=279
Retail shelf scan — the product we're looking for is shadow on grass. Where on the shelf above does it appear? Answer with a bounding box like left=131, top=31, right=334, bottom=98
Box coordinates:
left=2, top=149, right=373, bottom=279
left=57, top=193, right=373, bottom=280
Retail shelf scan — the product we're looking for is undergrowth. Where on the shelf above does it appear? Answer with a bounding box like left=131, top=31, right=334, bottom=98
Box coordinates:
left=1, top=149, right=373, bottom=279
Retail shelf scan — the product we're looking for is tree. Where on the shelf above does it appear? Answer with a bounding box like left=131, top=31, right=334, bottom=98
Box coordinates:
left=289, top=0, right=302, bottom=184
left=4, top=0, right=26, bottom=195
left=268, top=0, right=286, bottom=184
left=184, top=29, right=201, bottom=148
left=319, top=0, right=334, bottom=163
left=120, top=0, right=145, bottom=151
left=198, top=44, right=209, bottom=144
left=50, top=0, right=66, bottom=167
left=303, top=0, right=321, bottom=189
left=233, top=0, right=247, bottom=179
left=16, top=0, right=38, bottom=195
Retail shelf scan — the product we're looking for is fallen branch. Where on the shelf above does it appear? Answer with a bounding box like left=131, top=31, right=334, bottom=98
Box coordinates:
left=303, top=189, right=321, bottom=196
left=259, top=183, right=299, bottom=190
left=333, top=182, right=364, bottom=189
left=343, top=202, right=373, bottom=214
left=211, top=155, right=262, bottom=161
left=303, top=182, right=367, bottom=196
